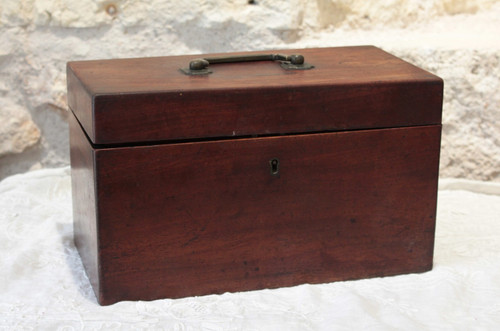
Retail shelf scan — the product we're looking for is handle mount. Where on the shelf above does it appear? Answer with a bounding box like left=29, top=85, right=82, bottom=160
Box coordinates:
left=181, top=53, right=314, bottom=75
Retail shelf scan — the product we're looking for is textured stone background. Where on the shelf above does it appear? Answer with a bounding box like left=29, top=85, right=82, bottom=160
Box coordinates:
left=1, top=0, right=499, bottom=181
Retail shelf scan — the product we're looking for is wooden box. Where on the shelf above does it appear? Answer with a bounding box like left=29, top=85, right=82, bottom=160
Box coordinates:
left=67, top=46, right=443, bottom=305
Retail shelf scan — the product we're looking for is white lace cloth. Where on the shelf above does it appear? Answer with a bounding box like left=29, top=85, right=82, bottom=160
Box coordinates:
left=1, top=167, right=499, bottom=330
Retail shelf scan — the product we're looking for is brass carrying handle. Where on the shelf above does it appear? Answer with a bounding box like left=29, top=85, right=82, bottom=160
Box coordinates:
left=181, top=53, right=314, bottom=75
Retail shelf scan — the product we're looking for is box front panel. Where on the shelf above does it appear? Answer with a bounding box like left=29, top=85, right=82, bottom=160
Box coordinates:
left=94, top=125, right=440, bottom=304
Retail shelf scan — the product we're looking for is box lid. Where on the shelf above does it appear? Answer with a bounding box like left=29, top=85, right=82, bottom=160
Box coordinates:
left=67, top=46, right=442, bottom=146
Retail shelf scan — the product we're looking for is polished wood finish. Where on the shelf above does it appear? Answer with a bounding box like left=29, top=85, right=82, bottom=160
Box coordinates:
left=68, top=46, right=443, bottom=305
left=67, top=46, right=443, bottom=145
left=73, top=119, right=440, bottom=305
left=69, top=112, right=99, bottom=298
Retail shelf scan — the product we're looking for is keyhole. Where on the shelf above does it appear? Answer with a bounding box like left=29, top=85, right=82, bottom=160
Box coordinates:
left=270, top=158, right=279, bottom=176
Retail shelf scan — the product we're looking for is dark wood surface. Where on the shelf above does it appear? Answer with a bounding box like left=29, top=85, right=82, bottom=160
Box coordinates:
left=83, top=124, right=441, bottom=305
left=69, top=112, right=100, bottom=300
left=67, top=46, right=443, bottom=144
left=68, top=47, right=443, bottom=305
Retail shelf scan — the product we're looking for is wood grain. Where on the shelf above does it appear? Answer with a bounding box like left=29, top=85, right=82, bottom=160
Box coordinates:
left=67, top=46, right=443, bottom=145
left=68, top=46, right=443, bottom=305
left=69, top=112, right=100, bottom=300
left=87, top=124, right=441, bottom=305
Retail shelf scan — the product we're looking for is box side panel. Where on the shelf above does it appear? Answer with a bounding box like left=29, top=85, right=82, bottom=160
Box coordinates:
left=95, top=125, right=440, bottom=304
left=69, top=111, right=100, bottom=300
left=67, top=64, right=94, bottom=142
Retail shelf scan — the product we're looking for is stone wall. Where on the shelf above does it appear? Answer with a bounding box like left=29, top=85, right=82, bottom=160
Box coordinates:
left=1, top=0, right=499, bottom=181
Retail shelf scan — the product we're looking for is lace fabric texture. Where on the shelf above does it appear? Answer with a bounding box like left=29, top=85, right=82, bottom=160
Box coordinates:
left=0, top=167, right=499, bottom=330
